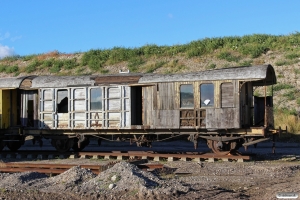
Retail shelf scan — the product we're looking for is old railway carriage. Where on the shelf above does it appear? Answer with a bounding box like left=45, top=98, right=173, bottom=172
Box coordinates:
left=0, top=64, right=278, bottom=154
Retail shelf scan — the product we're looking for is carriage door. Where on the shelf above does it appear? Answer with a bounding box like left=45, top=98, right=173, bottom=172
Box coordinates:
left=103, top=86, right=130, bottom=128
left=20, top=90, right=38, bottom=128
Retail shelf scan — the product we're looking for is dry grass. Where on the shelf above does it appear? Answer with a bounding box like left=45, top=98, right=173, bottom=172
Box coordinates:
left=275, top=112, right=300, bottom=134
left=36, top=50, right=60, bottom=61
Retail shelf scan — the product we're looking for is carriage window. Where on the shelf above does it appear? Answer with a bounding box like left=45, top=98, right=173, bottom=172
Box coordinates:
left=180, top=84, right=194, bottom=108
left=200, top=83, right=214, bottom=107
left=221, top=82, right=234, bottom=107
left=57, top=89, right=68, bottom=113
left=90, top=88, right=102, bottom=110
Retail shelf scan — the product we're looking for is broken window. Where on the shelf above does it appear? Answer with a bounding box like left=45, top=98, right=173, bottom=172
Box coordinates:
left=57, top=89, right=68, bottom=113
left=200, top=83, right=214, bottom=107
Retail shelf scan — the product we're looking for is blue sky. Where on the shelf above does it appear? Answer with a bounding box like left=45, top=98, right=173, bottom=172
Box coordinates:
left=1, top=0, right=300, bottom=58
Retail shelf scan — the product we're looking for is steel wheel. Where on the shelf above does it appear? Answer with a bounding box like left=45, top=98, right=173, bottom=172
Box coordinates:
left=208, top=140, right=237, bottom=155
left=7, top=136, right=24, bottom=151
left=51, top=139, right=73, bottom=152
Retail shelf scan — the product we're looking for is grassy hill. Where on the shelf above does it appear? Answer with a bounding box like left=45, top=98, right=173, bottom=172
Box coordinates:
left=1, top=33, right=300, bottom=134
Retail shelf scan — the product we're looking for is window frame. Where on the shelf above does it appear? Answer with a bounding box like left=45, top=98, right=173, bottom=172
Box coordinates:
left=180, top=84, right=194, bottom=108
left=200, top=83, right=214, bottom=108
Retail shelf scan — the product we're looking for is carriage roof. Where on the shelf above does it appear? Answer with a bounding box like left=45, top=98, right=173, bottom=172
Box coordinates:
left=0, top=64, right=276, bottom=88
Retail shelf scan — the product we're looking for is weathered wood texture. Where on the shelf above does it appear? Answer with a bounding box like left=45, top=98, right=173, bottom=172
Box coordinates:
left=39, top=86, right=131, bottom=129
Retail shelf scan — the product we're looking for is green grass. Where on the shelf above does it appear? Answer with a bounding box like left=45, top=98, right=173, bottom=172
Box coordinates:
left=273, top=83, right=294, bottom=91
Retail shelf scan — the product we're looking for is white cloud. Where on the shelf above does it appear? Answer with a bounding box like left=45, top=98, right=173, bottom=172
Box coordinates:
left=0, top=32, right=10, bottom=41
left=11, top=35, right=22, bottom=42
left=0, top=44, right=15, bottom=59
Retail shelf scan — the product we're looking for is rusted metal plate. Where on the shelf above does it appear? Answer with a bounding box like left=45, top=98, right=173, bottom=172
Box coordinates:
left=94, top=75, right=141, bottom=85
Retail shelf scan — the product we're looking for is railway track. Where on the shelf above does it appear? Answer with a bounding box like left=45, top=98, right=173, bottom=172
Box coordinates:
left=0, top=150, right=253, bottom=162
left=0, top=150, right=254, bottom=175
left=0, top=161, right=164, bottom=175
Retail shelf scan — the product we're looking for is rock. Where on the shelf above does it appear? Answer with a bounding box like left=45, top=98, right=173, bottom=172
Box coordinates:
left=111, top=175, right=117, bottom=182
left=109, top=183, right=115, bottom=189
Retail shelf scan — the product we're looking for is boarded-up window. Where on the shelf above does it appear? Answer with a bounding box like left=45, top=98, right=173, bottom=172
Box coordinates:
left=200, top=83, right=214, bottom=107
left=180, top=84, right=194, bottom=108
left=90, top=88, right=102, bottom=110
left=221, top=82, right=234, bottom=107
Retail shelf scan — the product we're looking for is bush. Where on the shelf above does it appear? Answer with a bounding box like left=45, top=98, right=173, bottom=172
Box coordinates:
left=0, top=64, right=7, bottom=72
left=63, top=59, right=78, bottom=70
left=273, top=83, right=294, bottom=91
left=49, top=60, right=64, bottom=73
left=6, top=65, right=19, bottom=73
left=41, top=58, right=55, bottom=68
left=275, top=60, right=289, bottom=66
left=127, top=57, right=144, bottom=72
left=25, top=59, right=40, bottom=73
left=239, top=45, right=269, bottom=58
left=283, top=89, right=296, bottom=100
left=206, top=63, right=216, bottom=69
left=217, top=51, right=240, bottom=62
left=239, top=60, right=252, bottom=66
left=145, top=61, right=166, bottom=73
left=285, top=52, right=300, bottom=60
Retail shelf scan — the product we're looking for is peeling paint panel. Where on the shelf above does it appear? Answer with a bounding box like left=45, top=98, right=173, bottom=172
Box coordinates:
left=43, top=89, right=53, bottom=100
left=73, top=112, right=86, bottom=120
left=107, top=99, right=120, bottom=110
left=73, top=100, right=86, bottom=111
left=43, top=101, right=53, bottom=111
left=107, top=112, right=120, bottom=120
left=108, top=88, right=120, bottom=98
left=42, top=113, right=53, bottom=121
left=57, top=113, right=69, bottom=128
left=73, top=88, right=85, bottom=99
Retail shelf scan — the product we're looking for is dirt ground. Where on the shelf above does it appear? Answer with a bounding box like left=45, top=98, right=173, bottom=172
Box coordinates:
left=0, top=141, right=299, bottom=200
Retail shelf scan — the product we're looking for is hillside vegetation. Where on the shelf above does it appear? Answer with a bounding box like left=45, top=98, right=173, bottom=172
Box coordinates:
left=0, top=33, right=300, bottom=134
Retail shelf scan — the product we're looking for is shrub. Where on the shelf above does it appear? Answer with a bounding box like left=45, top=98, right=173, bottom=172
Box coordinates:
left=127, top=57, right=144, bottom=72
left=88, top=58, right=103, bottom=71
left=25, top=59, right=40, bottom=73
left=239, top=60, right=252, bottom=66
left=0, top=64, right=7, bottom=72
left=273, top=83, right=294, bottom=91
left=6, top=65, right=19, bottom=73
left=217, top=51, right=240, bottom=62
left=206, top=63, right=216, bottom=69
left=41, top=58, right=55, bottom=68
left=239, top=45, right=269, bottom=58
left=275, top=60, right=289, bottom=66
left=145, top=61, right=166, bottom=73
left=63, top=59, right=78, bottom=70
left=49, top=60, right=63, bottom=73
left=285, top=52, right=300, bottom=60
left=283, top=89, right=296, bottom=100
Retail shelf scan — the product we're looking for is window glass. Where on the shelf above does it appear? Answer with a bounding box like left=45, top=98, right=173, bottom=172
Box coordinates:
left=57, top=89, right=68, bottom=113
left=200, top=84, right=214, bottom=107
left=90, top=88, right=102, bottom=110
left=180, top=84, right=194, bottom=108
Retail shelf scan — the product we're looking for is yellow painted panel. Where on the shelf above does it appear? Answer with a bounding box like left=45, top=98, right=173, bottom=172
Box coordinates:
left=2, top=90, right=10, bottom=128
left=11, top=89, right=17, bottom=126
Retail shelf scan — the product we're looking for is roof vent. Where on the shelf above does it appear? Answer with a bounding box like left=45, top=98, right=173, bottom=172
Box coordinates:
left=119, top=70, right=130, bottom=73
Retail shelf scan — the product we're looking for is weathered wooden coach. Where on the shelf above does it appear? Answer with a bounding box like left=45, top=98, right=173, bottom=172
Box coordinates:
left=0, top=64, right=279, bottom=154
